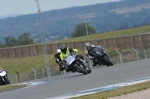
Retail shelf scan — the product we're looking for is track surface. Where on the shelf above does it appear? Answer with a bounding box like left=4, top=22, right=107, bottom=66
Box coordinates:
left=1, top=59, right=150, bottom=99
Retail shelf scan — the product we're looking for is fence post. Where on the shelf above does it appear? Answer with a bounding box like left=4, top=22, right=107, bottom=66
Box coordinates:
left=132, top=48, right=139, bottom=61
left=44, top=65, right=51, bottom=77
left=61, top=70, right=66, bottom=75
left=42, top=68, right=45, bottom=78
left=31, top=68, right=37, bottom=80
left=116, top=60, right=118, bottom=64
left=116, top=50, right=123, bottom=64
left=15, top=71, right=20, bottom=83
left=144, top=49, right=147, bottom=59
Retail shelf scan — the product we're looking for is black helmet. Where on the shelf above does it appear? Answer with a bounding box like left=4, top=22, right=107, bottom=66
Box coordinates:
left=60, top=44, right=67, bottom=54
left=85, top=42, right=91, bottom=51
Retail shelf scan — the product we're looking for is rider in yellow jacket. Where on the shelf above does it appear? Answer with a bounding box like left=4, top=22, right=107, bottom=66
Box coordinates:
left=59, top=44, right=78, bottom=61
left=59, top=44, right=88, bottom=72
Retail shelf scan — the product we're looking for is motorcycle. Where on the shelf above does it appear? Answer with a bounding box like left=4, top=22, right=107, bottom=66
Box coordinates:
left=63, top=52, right=91, bottom=74
left=0, top=68, right=10, bottom=86
left=89, top=47, right=113, bottom=66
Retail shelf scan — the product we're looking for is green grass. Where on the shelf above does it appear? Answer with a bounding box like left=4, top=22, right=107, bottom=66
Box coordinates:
left=71, top=81, right=150, bottom=99
left=0, top=54, right=60, bottom=83
left=0, top=84, right=28, bottom=93
left=0, top=55, right=47, bottom=74
left=51, top=25, right=150, bottom=43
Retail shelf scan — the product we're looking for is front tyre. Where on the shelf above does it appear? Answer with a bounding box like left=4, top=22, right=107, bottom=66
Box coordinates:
left=0, top=79, right=3, bottom=86
left=75, top=65, right=87, bottom=75
left=3, top=76, right=10, bottom=85
left=87, top=69, right=91, bottom=73
left=86, top=65, right=92, bottom=73
left=103, top=56, right=113, bottom=66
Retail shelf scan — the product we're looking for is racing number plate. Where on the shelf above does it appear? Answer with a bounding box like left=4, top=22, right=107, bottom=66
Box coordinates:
left=66, top=56, right=74, bottom=64
left=96, top=51, right=102, bottom=55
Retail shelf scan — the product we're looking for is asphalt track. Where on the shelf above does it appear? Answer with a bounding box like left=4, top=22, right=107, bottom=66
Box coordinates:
left=0, top=59, right=150, bottom=99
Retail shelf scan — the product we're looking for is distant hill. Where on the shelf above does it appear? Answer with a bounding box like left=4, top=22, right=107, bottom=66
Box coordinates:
left=0, top=14, right=22, bottom=19
left=0, top=0, right=150, bottom=43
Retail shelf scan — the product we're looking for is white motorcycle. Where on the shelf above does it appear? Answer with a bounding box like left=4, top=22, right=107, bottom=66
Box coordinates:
left=0, top=68, right=10, bottom=86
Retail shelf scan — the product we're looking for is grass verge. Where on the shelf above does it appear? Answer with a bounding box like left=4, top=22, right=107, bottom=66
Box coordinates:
left=0, top=84, right=28, bottom=93
left=71, top=81, right=150, bottom=99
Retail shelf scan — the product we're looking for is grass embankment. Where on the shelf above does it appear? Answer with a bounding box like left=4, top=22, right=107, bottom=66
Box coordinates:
left=0, top=84, right=28, bottom=93
left=0, top=55, right=55, bottom=74
left=0, top=54, right=60, bottom=83
left=71, top=81, right=150, bottom=99
left=52, top=25, right=150, bottom=43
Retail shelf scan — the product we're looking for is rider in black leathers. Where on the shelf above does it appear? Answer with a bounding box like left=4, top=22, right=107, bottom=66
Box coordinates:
left=85, top=42, right=105, bottom=66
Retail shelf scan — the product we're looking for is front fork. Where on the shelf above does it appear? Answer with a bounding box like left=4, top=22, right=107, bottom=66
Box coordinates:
left=1, top=76, right=7, bottom=82
left=79, top=59, right=89, bottom=70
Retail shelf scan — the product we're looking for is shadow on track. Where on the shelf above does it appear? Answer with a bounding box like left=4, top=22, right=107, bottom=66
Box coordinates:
left=64, top=73, right=85, bottom=79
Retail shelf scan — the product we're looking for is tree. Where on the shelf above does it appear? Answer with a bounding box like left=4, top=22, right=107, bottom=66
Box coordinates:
left=5, top=36, right=17, bottom=47
left=17, top=33, right=34, bottom=45
left=0, top=41, right=5, bottom=48
left=72, top=23, right=96, bottom=37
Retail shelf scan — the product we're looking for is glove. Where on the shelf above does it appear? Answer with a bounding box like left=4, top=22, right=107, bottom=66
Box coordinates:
left=58, top=61, right=63, bottom=65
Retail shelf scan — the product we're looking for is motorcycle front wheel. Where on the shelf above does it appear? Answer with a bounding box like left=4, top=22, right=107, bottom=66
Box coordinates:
left=75, top=65, right=87, bottom=75
left=103, top=55, right=113, bottom=66
left=86, top=65, right=92, bottom=73
left=0, top=79, right=3, bottom=86
left=3, top=76, right=10, bottom=85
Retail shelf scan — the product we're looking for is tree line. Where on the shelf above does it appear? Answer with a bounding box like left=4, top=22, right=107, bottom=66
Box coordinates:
left=72, top=23, right=96, bottom=37
left=0, top=33, right=34, bottom=48
left=0, top=23, right=96, bottom=48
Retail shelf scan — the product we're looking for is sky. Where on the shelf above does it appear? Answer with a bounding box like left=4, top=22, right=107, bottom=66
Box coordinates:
left=0, top=0, right=120, bottom=16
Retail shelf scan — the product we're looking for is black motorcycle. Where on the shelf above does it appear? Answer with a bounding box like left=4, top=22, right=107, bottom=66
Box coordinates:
left=0, top=68, right=10, bottom=86
left=63, top=52, right=91, bottom=74
left=89, top=47, right=113, bottom=66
